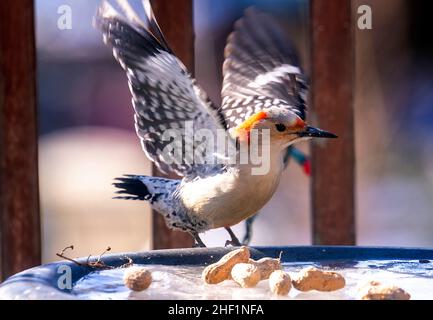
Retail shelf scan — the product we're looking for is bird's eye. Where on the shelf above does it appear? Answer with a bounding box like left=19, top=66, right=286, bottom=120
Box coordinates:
left=275, top=124, right=286, bottom=132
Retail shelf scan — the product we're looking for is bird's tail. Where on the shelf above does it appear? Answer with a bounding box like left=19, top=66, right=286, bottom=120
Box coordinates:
left=113, top=175, right=196, bottom=232
left=113, top=175, right=152, bottom=201
left=113, top=174, right=178, bottom=205
left=113, top=174, right=180, bottom=217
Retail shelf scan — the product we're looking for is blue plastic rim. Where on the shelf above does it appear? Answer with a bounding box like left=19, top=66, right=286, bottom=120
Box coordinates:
left=1, top=245, right=433, bottom=298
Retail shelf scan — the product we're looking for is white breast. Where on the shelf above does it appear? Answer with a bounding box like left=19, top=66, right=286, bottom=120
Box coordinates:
left=179, top=151, right=284, bottom=229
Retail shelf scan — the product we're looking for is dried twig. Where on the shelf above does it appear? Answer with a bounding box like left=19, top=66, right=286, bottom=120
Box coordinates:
left=56, top=245, right=134, bottom=270
left=58, top=245, right=74, bottom=257
left=86, top=247, right=114, bottom=269
left=56, top=245, right=85, bottom=267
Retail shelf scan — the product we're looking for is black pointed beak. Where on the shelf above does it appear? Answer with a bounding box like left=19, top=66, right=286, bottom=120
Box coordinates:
left=298, top=126, right=337, bottom=139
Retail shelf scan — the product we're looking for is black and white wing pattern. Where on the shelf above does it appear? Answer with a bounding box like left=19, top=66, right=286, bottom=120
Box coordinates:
left=222, top=8, right=308, bottom=130
left=95, top=0, right=226, bottom=176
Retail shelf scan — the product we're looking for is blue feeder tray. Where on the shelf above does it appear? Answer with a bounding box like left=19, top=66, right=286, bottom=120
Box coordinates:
left=1, top=246, right=433, bottom=299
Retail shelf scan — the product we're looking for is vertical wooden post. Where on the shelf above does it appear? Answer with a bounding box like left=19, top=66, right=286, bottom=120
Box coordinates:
left=310, top=0, right=356, bottom=245
left=0, top=0, right=41, bottom=280
left=150, top=0, right=194, bottom=249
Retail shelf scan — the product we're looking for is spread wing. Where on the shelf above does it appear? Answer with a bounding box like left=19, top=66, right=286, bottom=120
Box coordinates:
left=221, top=8, right=308, bottom=130
left=95, top=0, right=227, bottom=176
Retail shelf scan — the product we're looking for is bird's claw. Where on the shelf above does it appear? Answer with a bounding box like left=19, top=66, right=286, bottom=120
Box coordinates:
left=242, top=215, right=256, bottom=245
left=193, top=242, right=206, bottom=248
left=242, top=236, right=251, bottom=246
left=225, top=239, right=241, bottom=247
left=192, top=233, right=207, bottom=247
left=224, top=227, right=242, bottom=247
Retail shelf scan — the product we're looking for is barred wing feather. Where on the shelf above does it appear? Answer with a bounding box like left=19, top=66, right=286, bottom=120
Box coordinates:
left=95, top=0, right=226, bottom=176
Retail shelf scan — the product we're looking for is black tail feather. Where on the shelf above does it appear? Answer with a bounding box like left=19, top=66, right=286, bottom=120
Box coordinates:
left=113, top=175, right=151, bottom=201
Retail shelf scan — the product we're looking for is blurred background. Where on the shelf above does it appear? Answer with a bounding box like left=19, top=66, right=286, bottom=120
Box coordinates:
left=35, top=0, right=433, bottom=263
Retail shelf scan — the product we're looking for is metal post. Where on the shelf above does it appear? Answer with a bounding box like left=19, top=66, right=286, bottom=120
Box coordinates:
left=0, top=0, right=41, bottom=280
left=151, top=0, right=194, bottom=249
left=310, top=0, right=356, bottom=245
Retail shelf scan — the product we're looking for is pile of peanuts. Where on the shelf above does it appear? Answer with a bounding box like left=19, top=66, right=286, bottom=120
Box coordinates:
left=121, top=246, right=411, bottom=299
left=202, top=246, right=345, bottom=296
left=201, top=246, right=411, bottom=300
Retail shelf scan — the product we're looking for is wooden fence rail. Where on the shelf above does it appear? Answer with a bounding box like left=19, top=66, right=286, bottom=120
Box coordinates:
left=151, top=0, right=195, bottom=249
left=0, top=0, right=41, bottom=281
left=310, top=0, right=356, bottom=245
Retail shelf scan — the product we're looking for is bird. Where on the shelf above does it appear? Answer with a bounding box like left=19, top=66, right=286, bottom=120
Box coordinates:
left=94, top=0, right=336, bottom=247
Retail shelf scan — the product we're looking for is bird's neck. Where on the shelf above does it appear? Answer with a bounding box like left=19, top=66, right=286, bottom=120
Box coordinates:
left=235, top=137, right=285, bottom=177
left=230, top=142, right=285, bottom=212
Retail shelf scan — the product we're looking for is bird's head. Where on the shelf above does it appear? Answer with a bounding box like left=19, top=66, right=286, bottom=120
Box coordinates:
left=233, top=107, right=337, bottom=149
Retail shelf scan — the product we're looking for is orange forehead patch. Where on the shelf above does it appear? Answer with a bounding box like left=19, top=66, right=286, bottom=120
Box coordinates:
left=294, top=117, right=306, bottom=129
left=235, top=111, right=268, bottom=133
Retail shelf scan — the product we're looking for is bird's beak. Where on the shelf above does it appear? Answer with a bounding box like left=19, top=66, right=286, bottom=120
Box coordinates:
left=297, top=126, right=337, bottom=139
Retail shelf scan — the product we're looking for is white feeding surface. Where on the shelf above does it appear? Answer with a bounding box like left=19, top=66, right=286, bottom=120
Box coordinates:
left=71, top=260, right=433, bottom=300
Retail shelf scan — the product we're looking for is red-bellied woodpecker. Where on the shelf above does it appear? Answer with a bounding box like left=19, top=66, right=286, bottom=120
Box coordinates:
left=95, top=0, right=336, bottom=247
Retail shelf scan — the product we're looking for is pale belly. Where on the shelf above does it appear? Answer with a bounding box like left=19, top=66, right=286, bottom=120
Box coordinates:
left=179, top=165, right=283, bottom=229
left=208, top=182, right=279, bottom=228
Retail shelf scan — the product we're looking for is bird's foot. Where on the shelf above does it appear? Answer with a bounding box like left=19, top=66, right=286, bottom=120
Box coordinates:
left=193, top=241, right=207, bottom=248
left=241, top=236, right=251, bottom=246
left=225, top=239, right=241, bottom=247
left=192, top=233, right=207, bottom=248
left=224, top=227, right=242, bottom=247
left=242, top=215, right=257, bottom=245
